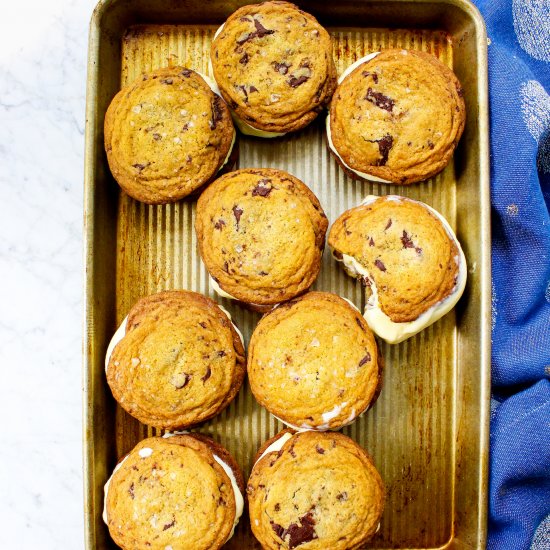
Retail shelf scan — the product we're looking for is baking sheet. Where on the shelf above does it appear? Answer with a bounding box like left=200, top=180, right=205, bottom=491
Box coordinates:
left=84, top=2, right=490, bottom=548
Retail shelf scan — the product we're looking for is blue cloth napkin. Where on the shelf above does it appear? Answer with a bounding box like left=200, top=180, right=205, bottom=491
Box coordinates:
left=473, top=1, right=550, bottom=548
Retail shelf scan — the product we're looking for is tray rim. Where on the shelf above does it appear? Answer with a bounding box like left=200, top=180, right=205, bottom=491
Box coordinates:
left=83, top=1, right=491, bottom=548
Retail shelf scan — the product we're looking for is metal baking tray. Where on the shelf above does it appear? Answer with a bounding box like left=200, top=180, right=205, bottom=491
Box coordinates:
left=84, top=1, right=490, bottom=548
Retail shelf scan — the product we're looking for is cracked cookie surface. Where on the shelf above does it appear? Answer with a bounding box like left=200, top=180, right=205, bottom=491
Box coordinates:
left=329, top=49, right=465, bottom=184
left=104, top=67, right=235, bottom=203
left=248, top=292, right=381, bottom=429
left=248, top=430, right=385, bottom=550
left=195, top=168, right=328, bottom=307
left=106, top=290, right=245, bottom=429
left=211, top=1, right=336, bottom=133
left=105, top=434, right=243, bottom=550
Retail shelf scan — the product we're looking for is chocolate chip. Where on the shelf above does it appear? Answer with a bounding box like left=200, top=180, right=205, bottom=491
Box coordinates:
left=365, top=87, right=395, bottom=112
left=336, top=491, right=348, bottom=501
left=181, top=123, right=189, bottom=132
left=272, top=61, right=290, bottom=75
left=160, top=78, right=173, bottom=85
left=180, top=69, right=191, bottom=77
left=237, top=84, right=249, bottom=103
left=355, top=317, right=363, bottom=327
left=163, top=519, right=175, bottom=530
left=456, top=84, right=465, bottom=97
left=249, top=85, right=258, bottom=93
left=223, top=261, right=229, bottom=273
left=315, top=445, right=325, bottom=455
left=288, top=75, right=309, bottom=88
left=271, top=511, right=318, bottom=549
left=152, top=133, right=161, bottom=141
left=374, top=259, right=386, bottom=272
left=275, top=503, right=281, bottom=512
left=233, top=205, right=243, bottom=224
left=253, top=18, right=275, bottom=38
left=199, top=321, right=207, bottom=328
left=128, top=482, right=135, bottom=499
left=259, top=270, right=268, bottom=276
left=401, top=230, right=415, bottom=249
left=369, top=236, right=375, bottom=247
left=132, top=162, right=150, bottom=172
left=239, top=52, right=249, bottom=65
left=416, top=246, right=423, bottom=255
left=359, top=352, right=371, bottom=366
left=214, top=219, right=226, bottom=230
left=252, top=179, right=273, bottom=197
left=333, top=250, right=343, bottom=260
left=362, top=71, right=378, bottom=83
left=375, top=134, right=394, bottom=166
left=209, top=96, right=224, bottom=130
left=201, top=367, right=211, bottom=383
left=217, top=350, right=226, bottom=357
left=385, top=218, right=392, bottom=230
left=428, top=140, right=435, bottom=150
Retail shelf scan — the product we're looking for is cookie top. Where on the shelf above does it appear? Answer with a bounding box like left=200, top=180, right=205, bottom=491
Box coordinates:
left=329, top=195, right=467, bottom=342
left=210, top=1, right=337, bottom=134
left=104, top=67, right=235, bottom=204
left=105, top=290, right=245, bottom=429
left=328, top=49, right=465, bottom=184
left=248, top=292, right=381, bottom=430
left=195, top=169, right=328, bottom=306
left=248, top=430, right=385, bottom=550
left=104, top=434, right=244, bottom=550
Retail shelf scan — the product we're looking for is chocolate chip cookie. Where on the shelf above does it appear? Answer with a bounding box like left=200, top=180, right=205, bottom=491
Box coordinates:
left=104, top=67, right=236, bottom=203
left=248, top=430, right=385, bottom=549
left=248, top=292, right=382, bottom=430
left=328, top=49, right=466, bottom=184
left=195, top=168, right=328, bottom=310
left=103, top=434, right=244, bottom=550
left=105, top=290, right=246, bottom=429
left=329, top=195, right=467, bottom=343
left=210, top=1, right=337, bottom=136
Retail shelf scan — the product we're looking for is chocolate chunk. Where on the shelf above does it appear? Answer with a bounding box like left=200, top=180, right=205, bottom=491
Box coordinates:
left=201, top=367, right=211, bottom=383
left=223, top=261, right=229, bottom=273
left=272, top=61, right=290, bottom=75
left=160, top=78, right=173, bottom=85
left=217, top=350, right=226, bottom=357
left=333, top=250, right=343, bottom=260
left=252, top=179, right=273, bottom=197
left=180, top=69, right=191, bottom=77
left=132, top=162, right=150, bottom=172
left=259, top=270, right=268, bottom=276
left=233, top=205, right=243, bottom=224
left=369, top=236, right=375, bottom=247
left=199, top=321, right=207, bottom=328
left=209, top=96, right=224, bottom=130
left=253, top=18, right=275, bottom=38
left=374, top=259, right=386, bottom=272
left=271, top=512, right=318, bottom=549
left=362, top=71, right=378, bottom=83
left=385, top=218, right=392, bottom=230
left=214, top=219, right=226, bottom=230
left=336, top=491, right=348, bottom=501
left=415, top=246, right=423, bottom=255
left=362, top=275, right=372, bottom=287
left=152, top=133, right=161, bottom=141
left=249, top=85, right=259, bottom=93
left=163, top=519, right=175, bottom=530
left=401, top=230, right=415, bottom=249
left=315, top=445, right=325, bottom=455
left=359, top=352, right=371, bottom=366
left=355, top=317, right=363, bottom=327
left=288, top=75, right=309, bottom=88
left=376, top=134, right=394, bottom=166
left=182, top=123, right=190, bottom=132
left=456, top=84, right=465, bottom=97
left=275, top=503, right=281, bottom=512
left=237, top=84, right=249, bottom=103
left=239, top=52, right=249, bottom=65
left=365, top=87, right=395, bottom=112
left=428, top=140, right=435, bottom=150
left=128, top=482, right=135, bottom=499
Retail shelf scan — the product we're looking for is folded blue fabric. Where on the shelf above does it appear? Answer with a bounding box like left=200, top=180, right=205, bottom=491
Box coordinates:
left=473, top=1, right=550, bottom=548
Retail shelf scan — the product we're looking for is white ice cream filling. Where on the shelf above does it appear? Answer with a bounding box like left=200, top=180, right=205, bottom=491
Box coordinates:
left=326, top=52, right=393, bottom=184
left=332, top=195, right=467, bottom=344
left=209, top=23, right=288, bottom=138
left=103, top=438, right=244, bottom=543
left=255, top=432, right=294, bottom=464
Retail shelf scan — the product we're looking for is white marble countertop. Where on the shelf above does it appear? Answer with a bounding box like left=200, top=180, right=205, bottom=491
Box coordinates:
left=1, top=0, right=97, bottom=547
